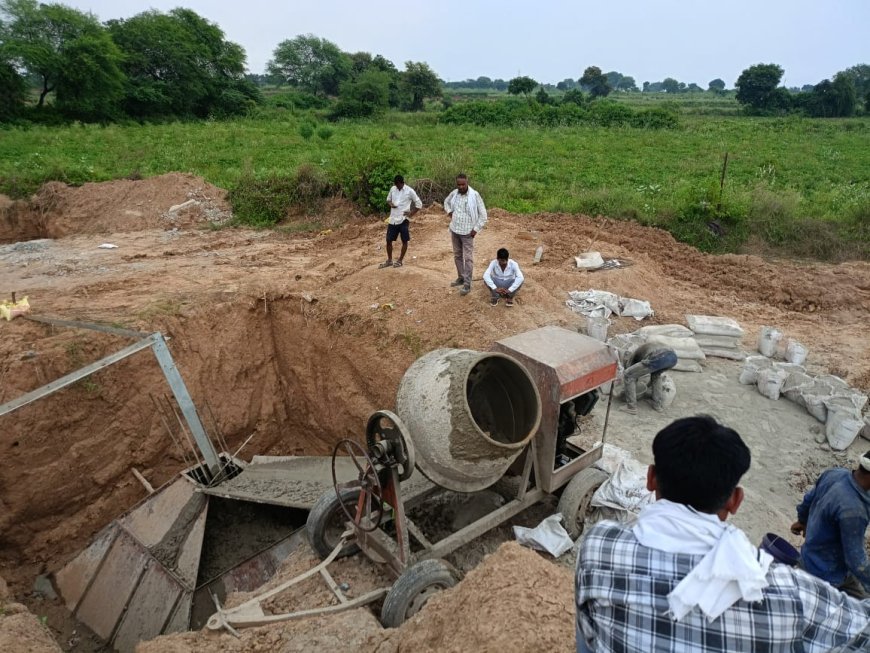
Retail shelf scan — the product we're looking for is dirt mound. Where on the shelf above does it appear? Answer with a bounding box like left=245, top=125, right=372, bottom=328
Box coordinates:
left=0, top=574, right=63, bottom=653
left=0, top=173, right=231, bottom=243
left=386, top=542, right=574, bottom=652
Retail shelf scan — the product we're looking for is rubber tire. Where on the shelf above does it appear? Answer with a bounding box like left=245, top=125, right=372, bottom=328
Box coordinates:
left=306, top=487, right=362, bottom=560
left=380, top=559, right=459, bottom=628
left=557, top=468, right=609, bottom=539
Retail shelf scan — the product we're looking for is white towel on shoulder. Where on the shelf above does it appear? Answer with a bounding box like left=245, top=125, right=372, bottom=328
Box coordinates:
left=632, top=499, right=773, bottom=621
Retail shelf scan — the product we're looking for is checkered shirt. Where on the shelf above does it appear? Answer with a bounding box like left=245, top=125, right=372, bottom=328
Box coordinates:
left=576, top=521, right=870, bottom=653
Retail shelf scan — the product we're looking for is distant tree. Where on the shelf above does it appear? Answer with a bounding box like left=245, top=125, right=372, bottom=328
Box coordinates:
left=492, top=78, right=508, bottom=91
left=708, top=78, right=726, bottom=92
left=604, top=71, right=623, bottom=89
left=561, top=88, right=585, bottom=105
left=619, top=75, right=638, bottom=91
left=110, top=9, right=258, bottom=118
left=332, top=68, right=390, bottom=118
left=535, top=85, right=555, bottom=105
left=687, top=83, right=703, bottom=92
left=804, top=73, right=857, bottom=117
left=476, top=75, right=492, bottom=88
left=507, top=75, right=537, bottom=98
left=735, top=63, right=785, bottom=111
left=837, top=63, right=870, bottom=101
left=661, top=77, right=680, bottom=94
left=0, top=59, right=26, bottom=120
left=268, top=34, right=351, bottom=96
left=642, top=81, right=650, bottom=92
left=800, top=84, right=815, bottom=93
left=646, top=81, right=665, bottom=93
left=579, top=66, right=611, bottom=97
left=54, top=32, right=124, bottom=120
left=401, top=61, right=440, bottom=110
left=0, top=0, right=121, bottom=109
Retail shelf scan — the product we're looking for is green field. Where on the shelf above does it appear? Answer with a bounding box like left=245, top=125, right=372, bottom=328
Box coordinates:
left=0, top=109, right=867, bottom=259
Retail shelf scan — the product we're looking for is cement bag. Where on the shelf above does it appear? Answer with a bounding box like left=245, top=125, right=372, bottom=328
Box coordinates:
left=824, top=392, right=868, bottom=420
left=702, top=348, right=747, bottom=361
left=686, top=314, right=744, bottom=338
left=575, top=251, right=604, bottom=269
left=785, top=339, right=808, bottom=365
left=757, top=326, right=783, bottom=358
left=739, top=355, right=772, bottom=385
left=619, top=298, right=654, bottom=321
left=647, top=335, right=706, bottom=361
left=673, top=359, right=703, bottom=373
left=591, top=459, right=655, bottom=518
left=804, top=396, right=828, bottom=423
left=826, top=411, right=865, bottom=451
left=756, top=367, right=789, bottom=400
left=638, top=324, right=694, bottom=339
left=782, top=372, right=813, bottom=405
left=657, top=373, right=677, bottom=409
left=694, top=334, right=740, bottom=349
left=817, top=374, right=850, bottom=392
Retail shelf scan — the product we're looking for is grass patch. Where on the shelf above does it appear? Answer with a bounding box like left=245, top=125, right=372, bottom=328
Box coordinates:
left=0, top=111, right=867, bottom=259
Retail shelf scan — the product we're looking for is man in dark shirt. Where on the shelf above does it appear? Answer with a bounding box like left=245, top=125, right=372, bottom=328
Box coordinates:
left=791, top=453, right=870, bottom=599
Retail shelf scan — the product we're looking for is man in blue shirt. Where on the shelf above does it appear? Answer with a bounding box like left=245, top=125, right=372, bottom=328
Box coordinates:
left=791, top=452, right=870, bottom=598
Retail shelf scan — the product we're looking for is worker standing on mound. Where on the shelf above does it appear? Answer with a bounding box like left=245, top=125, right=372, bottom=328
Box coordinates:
left=444, top=173, right=487, bottom=296
left=379, top=175, right=421, bottom=269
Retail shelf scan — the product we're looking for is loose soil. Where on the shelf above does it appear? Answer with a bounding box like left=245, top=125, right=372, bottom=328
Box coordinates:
left=1, top=174, right=869, bottom=651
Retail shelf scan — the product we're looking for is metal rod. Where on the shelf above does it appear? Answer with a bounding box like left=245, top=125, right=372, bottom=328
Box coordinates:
left=601, top=383, right=615, bottom=446
left=150, top=393, right=193, bottom=468
left=164, top=394, right=204, bottom=473
left=151, top=335, right=221, bottom=477
left=0, top=335, right=158, bottom=417
left=24, top=315, right=150, bottom=340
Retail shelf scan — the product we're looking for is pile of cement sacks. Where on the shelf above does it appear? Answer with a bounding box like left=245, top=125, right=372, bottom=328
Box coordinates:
left=686, top=314, right=747, bottom=361
left=739, top=356, right=868, bottom=450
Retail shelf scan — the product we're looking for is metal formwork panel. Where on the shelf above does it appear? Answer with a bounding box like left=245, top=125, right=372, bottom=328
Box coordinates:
left=54, top=524, right=118, bottom=612
left=174, top=500, right=209, bottom=589
left=118, top=477, right=196, bottom=548
left=164, top=592, right=193, bottom=633
left=112, top=564, right=183, bottom=653
left=75, top=530, right=149, bottom=640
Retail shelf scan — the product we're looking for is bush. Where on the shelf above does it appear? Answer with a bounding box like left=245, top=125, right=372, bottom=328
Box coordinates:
left=317, top=126, right=334, bottom=140
left=228, top=174, right=296, bottom=226
left=298, top=122, right=314, bottom=139
left=291, top=163, right=332, bottom=212
left=329, top=138, right=407, bottom=213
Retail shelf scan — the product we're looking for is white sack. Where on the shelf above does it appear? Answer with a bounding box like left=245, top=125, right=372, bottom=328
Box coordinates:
left=686, top=314, right=745, bottom=338
left=638, top=324, right=694, bottom=339
left=514, top=514, right=574, bottom=557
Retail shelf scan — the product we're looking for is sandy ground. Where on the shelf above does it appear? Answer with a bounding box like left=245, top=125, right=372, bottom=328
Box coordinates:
left=1, top=174, right=869, bottom=651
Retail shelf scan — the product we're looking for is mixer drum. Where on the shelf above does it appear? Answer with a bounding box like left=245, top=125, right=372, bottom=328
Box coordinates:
left=396, top=349, right=542, bottom=492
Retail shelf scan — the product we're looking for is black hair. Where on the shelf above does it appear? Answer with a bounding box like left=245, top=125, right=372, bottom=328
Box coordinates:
left=394, top=175, right=404, bottom=184
left=859, top=450, right=870, bottom=475
left=497, top=248, right=509, bottom=259
left=652, top=415, right=750, bottom=513
left=456, top=173, right=468, bottom=180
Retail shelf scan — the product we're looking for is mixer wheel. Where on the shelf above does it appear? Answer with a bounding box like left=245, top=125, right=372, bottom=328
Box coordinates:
left=380, top=559, right=459, bottom=628
left=557, top=468, right=608, bottom=539
left=306, top=487, right=362, bottom=559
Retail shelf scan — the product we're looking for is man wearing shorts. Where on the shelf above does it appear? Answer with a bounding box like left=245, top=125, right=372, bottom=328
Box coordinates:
left=379, top=175, right=422, bottom=269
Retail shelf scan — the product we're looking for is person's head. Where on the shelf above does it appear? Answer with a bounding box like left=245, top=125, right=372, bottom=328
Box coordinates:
left=394, top=174, right=404, bottom=189
left=497, top=248, right=509, bottom=267
left=456, top=173, right=468, bottom=194
left=647, top=415, right=751, bottom=517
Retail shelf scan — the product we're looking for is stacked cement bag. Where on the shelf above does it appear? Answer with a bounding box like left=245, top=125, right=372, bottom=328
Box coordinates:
left=757, top=326, right=808, bottom=364
left=685, top=314, right=746, bottom=361
left=739, top=356, right=868, bottom=451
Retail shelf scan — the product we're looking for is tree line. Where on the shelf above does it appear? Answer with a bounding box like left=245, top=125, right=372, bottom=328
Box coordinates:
left=0, top=1, right=442, bottom=123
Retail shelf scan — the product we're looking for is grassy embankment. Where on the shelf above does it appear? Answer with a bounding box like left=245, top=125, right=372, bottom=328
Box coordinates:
left=0, top=107, right=867, bottom=259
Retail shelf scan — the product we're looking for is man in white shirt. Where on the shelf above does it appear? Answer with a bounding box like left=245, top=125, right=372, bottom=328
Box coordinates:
left=483, top=248, right=524, bottom=307
left=379, top=175, right=422, bottom=269
left=444, top=174, right=488, bottom=296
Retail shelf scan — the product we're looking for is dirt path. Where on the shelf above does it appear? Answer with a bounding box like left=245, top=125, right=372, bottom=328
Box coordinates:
left=1, top=174, right=869, bottom=650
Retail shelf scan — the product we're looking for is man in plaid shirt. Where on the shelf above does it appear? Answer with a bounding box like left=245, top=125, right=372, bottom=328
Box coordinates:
left=576, top=416, right=870, bottom=652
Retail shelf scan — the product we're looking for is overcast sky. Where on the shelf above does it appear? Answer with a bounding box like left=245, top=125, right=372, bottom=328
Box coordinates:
left=63, top=0, right=868, bottom=87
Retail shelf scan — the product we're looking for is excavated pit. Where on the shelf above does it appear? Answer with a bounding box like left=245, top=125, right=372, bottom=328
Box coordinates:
left=0, top=300, right=404, bottom=650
